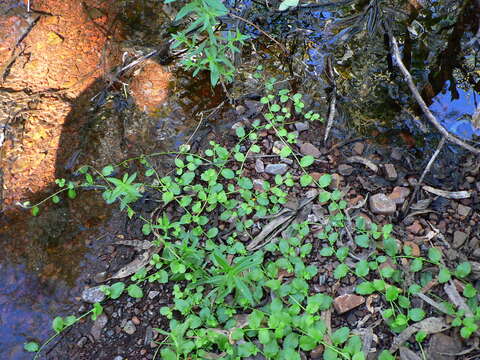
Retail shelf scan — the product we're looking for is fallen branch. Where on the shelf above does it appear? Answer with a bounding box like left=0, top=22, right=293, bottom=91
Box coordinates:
left=388, top=32, right=480, bottom=154
left=324, top=56, right=337, bottom=144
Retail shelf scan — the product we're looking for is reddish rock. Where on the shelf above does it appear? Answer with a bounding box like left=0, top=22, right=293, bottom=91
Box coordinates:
left=406, top=220, right=422, bottom=235
left=370, top=193, right=396, bottom=215
left=334, top=294, right=365, bottom=314
left=383, top=163, right=397, bottom=181
left=388, top=186, right=411, bottom=205
left=310, top=345, right=324, bottom=359
left=300, top=142, right=321, bottom=158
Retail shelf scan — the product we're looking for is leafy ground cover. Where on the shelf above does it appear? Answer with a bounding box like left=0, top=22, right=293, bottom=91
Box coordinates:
left=23, top=74, right=480, bottom=359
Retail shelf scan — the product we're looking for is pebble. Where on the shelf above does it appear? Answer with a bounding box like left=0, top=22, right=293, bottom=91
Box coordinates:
left=333, top=294, right=365, bottom=314
left=272, top=141, right=285, bottom=154
left=81, top=286, right=106, bottom=304
left=352, top=142, right=365, bottom=155
left=90, top=314, right=108, bottom=340
left=123, top=320, right=136, bottom=335
left=391, top=147, right=402, bottom=161
left=295, top=122, right=309, bottom=132
left=235, top=105, right=246, bottom=114
left=76, top=336, right=88, bottom=347
left=369, top=193, right=396, bottom=215
left=148, top=291, right=160, bottom=300
left=406, top=220, right=422, bottom=235
left=457, top=204, right=471, bottom=217
left=253, top=179, right=265, bottom=191
left=265, top=163, right=288, bottom=175
left=338, top=164, right=354, bottom=176
left=300, top=142, right=321, bottom=158
left=383, top=163, right=397, bottom=181
left=113, top=356, right=123, bottom=360
left=453, top=231, right=468, bottom=248
left=93, top=271, right=107, bottom=283
left=310, top=345, right=324, bottom=359
left=255, top=158, right=264, bottom=173
left=388, top=186, right=410, bottom=205
left=132, top=316, right=141, bottom=325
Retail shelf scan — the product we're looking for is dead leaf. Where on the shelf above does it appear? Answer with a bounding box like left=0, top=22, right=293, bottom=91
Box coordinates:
left=108, top=246, right=160, bottom=280
left=346, top=156, right=379, bottom=173
left=390, top=317, right=449, bottom=353
left=399, top=346, right=422, bottom=360
left=422, top=185, right=471, bottom=199
left=444, top=282, right=473, bottom=317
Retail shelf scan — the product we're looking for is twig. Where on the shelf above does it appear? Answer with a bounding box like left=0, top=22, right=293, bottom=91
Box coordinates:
left=418, top=136, right=445, bottom=185
left=388, top=31, right=480, bottom=154
left=229, top=13, right=288, bottom=54
left=324, top=56, right=337, bottom=144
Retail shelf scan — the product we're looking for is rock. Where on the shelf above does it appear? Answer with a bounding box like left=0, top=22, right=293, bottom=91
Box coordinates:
left=406, top=221, right=422, bottom=235
left=338, top=164, right=354, bottom=176
left=272, top=141, right=285, bottom=154
left=123, top=320, right=136, bottom=335
left=265, top=163, right=288, bottom=175
left=310, top=345, right=324, bottom=359
left=148, top=291, right=160, bottom=299
left=388, top=186, right=411, bottom=205
left=453, top=231, right=468, bottom=248
left=300, top=142, right=321, bottom=158
left=90, top=314, right=108, bottom=340
left=370, top=193, right=396, bottom=215
left=253, top=179, right=265, bottom=191
left=457, top=204, right=471, bottom=217
left=391, top=148, right=402, bottom=161
left=113, top=356, right=123, bottom=360
left=310, top=172, right=322, bottom=181
left=295, top=122, right=309, bottom=132
left=427, top=333, right=462, bottom=360
left=76, top=336, right=88, bottom=347
left=403, top=241, right=420, bottom=257
left=333, top=294, right=365, bottom=314
left=235, top=105, right=246, bottom=114
left=132, top=316, right=141, bottom=325
left=255, top=159, right=265, bottom=173
left=93, top=271, right=107, bottom=283
left=352, top=142, right=365, bottom=155
left=383, top=164, right=397, bottom=181
left=81, top=286, right=106, bottom=304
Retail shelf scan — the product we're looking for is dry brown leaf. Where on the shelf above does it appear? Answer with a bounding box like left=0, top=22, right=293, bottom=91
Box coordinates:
left=345, top=156, right=379, bottom=173
left=422, top=185, right=471, bottom=199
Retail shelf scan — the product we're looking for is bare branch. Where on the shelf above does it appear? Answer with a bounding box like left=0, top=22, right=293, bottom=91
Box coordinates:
left=388, top=32, right=480, bottom=154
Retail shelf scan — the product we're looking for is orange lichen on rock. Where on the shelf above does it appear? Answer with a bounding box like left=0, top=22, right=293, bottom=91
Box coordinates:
left=129, top=59, right=171, bottom=114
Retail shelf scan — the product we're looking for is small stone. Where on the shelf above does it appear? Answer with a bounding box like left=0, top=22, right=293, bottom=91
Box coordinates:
left=253, top=179, right=265, bottom=191
left=310, top=172, right=322, bottom=181
left=333, top=294, right=365, bottom=314
left=391, top=148, right=402, bottom=161
left=388, top=186, right=410, bottom=205
left=352, top=142, right=365, bottom=155
left=255, top=159, right=265, bottom=173
left=453, top=231, right=468, bottom=248
left=295, top=122, right=309, bottom=132
left=427, top=333, right=462, bottom=360
left=81, top=286, right=106, bottom=304
left=272, top=141, right=285, bottom=154
left=235, top=105, right=246, bottom=114
left=113, top=356, right=123, bottom=360
left=338, top=164, right=354, bottom=176
left=457, top=204, right=471, bottom=217
left=310, top=345, right=324, bottom=359
left=123, top=320, right=136, bottom=335
left=300, top=142, right=321, bottom=158
left=76, top=336, right=88, bottom=347
left=132, top=316, right=141, bottom=325
left=265, top=163, right=288, bottom=175
left=383, top=164, right=397, bottom=181
left=93, top=272, right=107, bottom=283
left=406, top=221, right=422, bottom=235
left=148, top=291, right=160, bottom=299
left=370, top=193, right=396, bottom=215
left=403, top=241, right=420, bottom=257
left=90, top=314, right=108, bottom=340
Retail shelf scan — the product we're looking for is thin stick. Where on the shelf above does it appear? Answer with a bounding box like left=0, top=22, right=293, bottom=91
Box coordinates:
left=418, top=136, right=445, bottom=185
left=389, top=32, right=480, bottom=154
left=324, top=56, right=337, bottom=144
left=229, top=13, right=288, bottom=54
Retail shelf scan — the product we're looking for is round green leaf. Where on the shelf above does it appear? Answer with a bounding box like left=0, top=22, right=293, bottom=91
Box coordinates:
left=127, top=284, right=143, bottom=298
